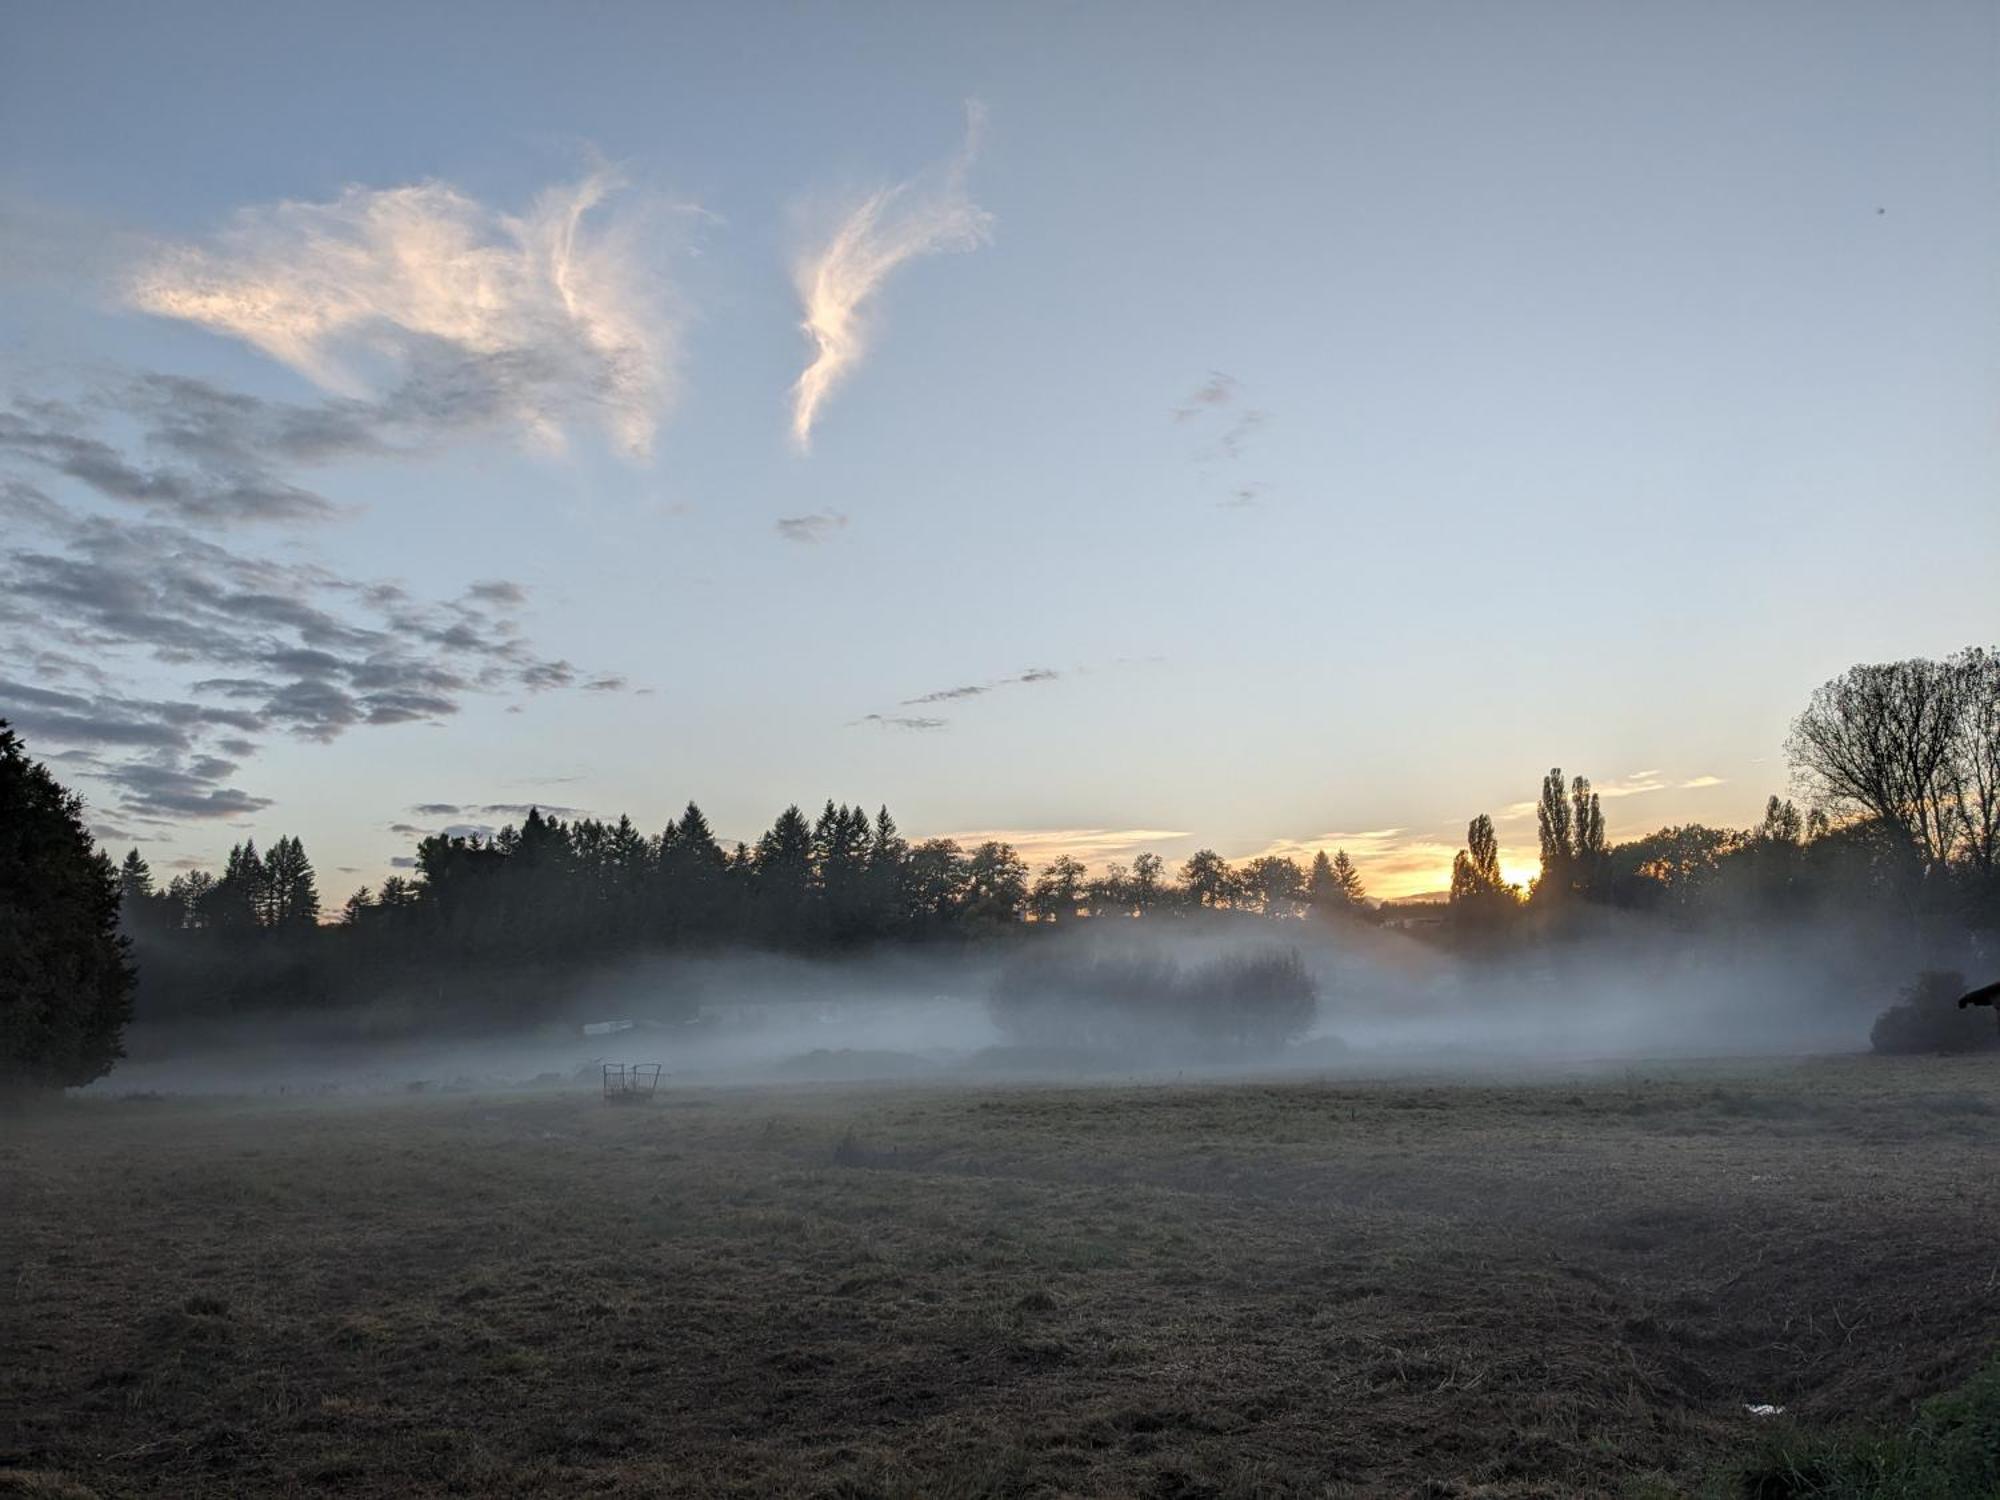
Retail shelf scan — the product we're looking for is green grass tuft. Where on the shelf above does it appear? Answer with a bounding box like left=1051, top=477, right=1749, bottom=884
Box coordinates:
left=1733, top=1356, right=2000, bottom=1499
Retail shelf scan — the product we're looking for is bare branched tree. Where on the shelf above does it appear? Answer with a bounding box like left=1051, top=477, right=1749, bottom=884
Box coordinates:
left=1947, top=647, right=2000, bottom=879
left=1786, top=649, right=1999, bottom=880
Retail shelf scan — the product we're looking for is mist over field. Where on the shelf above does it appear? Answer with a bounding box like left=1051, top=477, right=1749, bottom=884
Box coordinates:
left=94, top=906, right=1931, bottom=1099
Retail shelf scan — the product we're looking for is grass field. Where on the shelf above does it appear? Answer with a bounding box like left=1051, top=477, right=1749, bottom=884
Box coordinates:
left=5, top=1056, right=2000, bottom=1498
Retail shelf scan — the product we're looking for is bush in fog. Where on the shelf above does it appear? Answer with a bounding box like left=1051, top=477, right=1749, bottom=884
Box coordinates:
left=989, top=945, right=1317, bottom=1057
left=1870, top=970, right=2000, bottom=1055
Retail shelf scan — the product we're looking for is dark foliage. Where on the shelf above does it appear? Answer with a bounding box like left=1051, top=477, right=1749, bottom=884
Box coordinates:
left=0, top=722, right=135, bottom=1089
left=989, top=945, right=1318, bottom=1057
left=1870, top=970, right=2000, bottom=1056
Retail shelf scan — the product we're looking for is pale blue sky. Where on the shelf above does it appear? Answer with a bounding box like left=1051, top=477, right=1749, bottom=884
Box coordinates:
left=2, top=1, right=1994, bottom=897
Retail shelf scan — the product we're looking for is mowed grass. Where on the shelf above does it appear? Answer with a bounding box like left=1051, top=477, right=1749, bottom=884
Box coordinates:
left=4, top=1057, right=2000, bottom=1498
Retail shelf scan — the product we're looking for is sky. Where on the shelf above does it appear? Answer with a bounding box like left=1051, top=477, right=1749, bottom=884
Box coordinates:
left=2, top=1, right=1995, bottom=902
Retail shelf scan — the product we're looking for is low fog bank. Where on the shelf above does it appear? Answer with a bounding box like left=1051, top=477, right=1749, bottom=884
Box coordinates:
left=88, top=910, right=1968, bottom=1098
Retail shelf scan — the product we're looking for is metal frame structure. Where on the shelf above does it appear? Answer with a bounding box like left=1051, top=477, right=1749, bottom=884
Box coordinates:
left=601, top=1062, right=663, bottom=1103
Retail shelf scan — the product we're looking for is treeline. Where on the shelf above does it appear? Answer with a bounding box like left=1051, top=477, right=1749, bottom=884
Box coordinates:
left=1444, top=647, right=1999, bottom=942
left=100, top=643, right=2000, bottom=1026
left=115, top=803, right=1377, bottom=1021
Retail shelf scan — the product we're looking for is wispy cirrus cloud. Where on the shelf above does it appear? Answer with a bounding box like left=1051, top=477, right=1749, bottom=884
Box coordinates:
left=846, top=664, right=1066, bottom=731
left=1172, top=370, right=1272, bottom=508
left=1495, top=769, right=1728, bottom=822
left=126, top=169, right=684, bottom=458
left=790, top=104, right=992, bottom=448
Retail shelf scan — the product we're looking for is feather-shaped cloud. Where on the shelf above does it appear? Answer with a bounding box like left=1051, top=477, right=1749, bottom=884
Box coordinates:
left=127, top=171, right=678, bottom=458
left=790, top=105, right=992, bottom=448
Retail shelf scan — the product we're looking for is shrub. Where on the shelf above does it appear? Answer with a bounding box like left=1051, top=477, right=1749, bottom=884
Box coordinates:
left=989, top=945, right=1318, bottom=1058
left=1869, top=969, right=2000, bottom=1055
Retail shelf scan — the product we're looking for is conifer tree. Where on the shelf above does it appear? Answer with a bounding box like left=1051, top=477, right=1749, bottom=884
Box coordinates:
left=263, top=836, right=320, bottom=928
left=0, top=724, right=135, bottom=1089
left=1331, top=849, right=1367, bottom=907
left=118, top=849, right=154, bottom=902
left=214, top=840, right=269, bottom=932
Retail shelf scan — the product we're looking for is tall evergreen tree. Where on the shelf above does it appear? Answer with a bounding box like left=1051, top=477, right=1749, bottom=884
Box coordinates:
left=658, top=802, right=726, bottom=938
left=1307, top=849, right=1368, bottom=912
left=1330, top=849, right=1367, bottom=907
left=866, top=806, right=909, bottom=934
left=263, top=836, right=321, bottom=928
left=0, top=724, right=135, bottom=1089
left=677, top=803, right=725, bottom=868
left=213, top=840, right=269, bottom=932
left=1307, top=850, right=1338, bottom=905
left=166, top=869, right=216, bottom=929
left=755, top=805, right=814, bottom=938
left=376, top=875, right=419, bottom=909
left=118, top=849, right=154, bottom=902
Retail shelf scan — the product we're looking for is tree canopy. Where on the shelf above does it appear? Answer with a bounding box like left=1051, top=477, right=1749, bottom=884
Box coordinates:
left=0, top=723, right=135, bottom=1090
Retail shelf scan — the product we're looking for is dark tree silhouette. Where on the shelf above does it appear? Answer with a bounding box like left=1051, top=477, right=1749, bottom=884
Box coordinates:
left=755, top=805, right=814, bottom=937
left=212, top=839, right=268, bottom=932
left=1128, top=852, right=1168, bottom=914
left=1787, top=654, right=1974, bottom=882
left=118, top=849, right=153, bottom=903
left=263, top=836, right=320, bottom=928
left=1536, top=768, right=1573, bottom=899
left=1239, top=854, right=1306, bottom=918
left=1451, top=815, right=1508, bottom=904
left=1330, top=850, right=1367, bottom=907
left=1307, top=848, right=1367, bottom=912
left=1571, top=775, right=1605, bottom=895
left=0, top=724, right=135, bottom=1090
left=962, top=841, right=1029, bottom=927
left=1180, top=848, right=1237, bottom=910
left=1029, top=854, right=1088, bottom=923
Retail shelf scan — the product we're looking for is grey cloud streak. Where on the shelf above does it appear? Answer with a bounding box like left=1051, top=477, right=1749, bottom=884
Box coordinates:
left=1, top=465, right=613, bottom=822
left=902, top=667, right=1060, bottom=706
left=853, top=714, right=948, bottom=732
left=775, top=511, right=848, bottom=544
left=0, top=397, right=335, bottom=525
